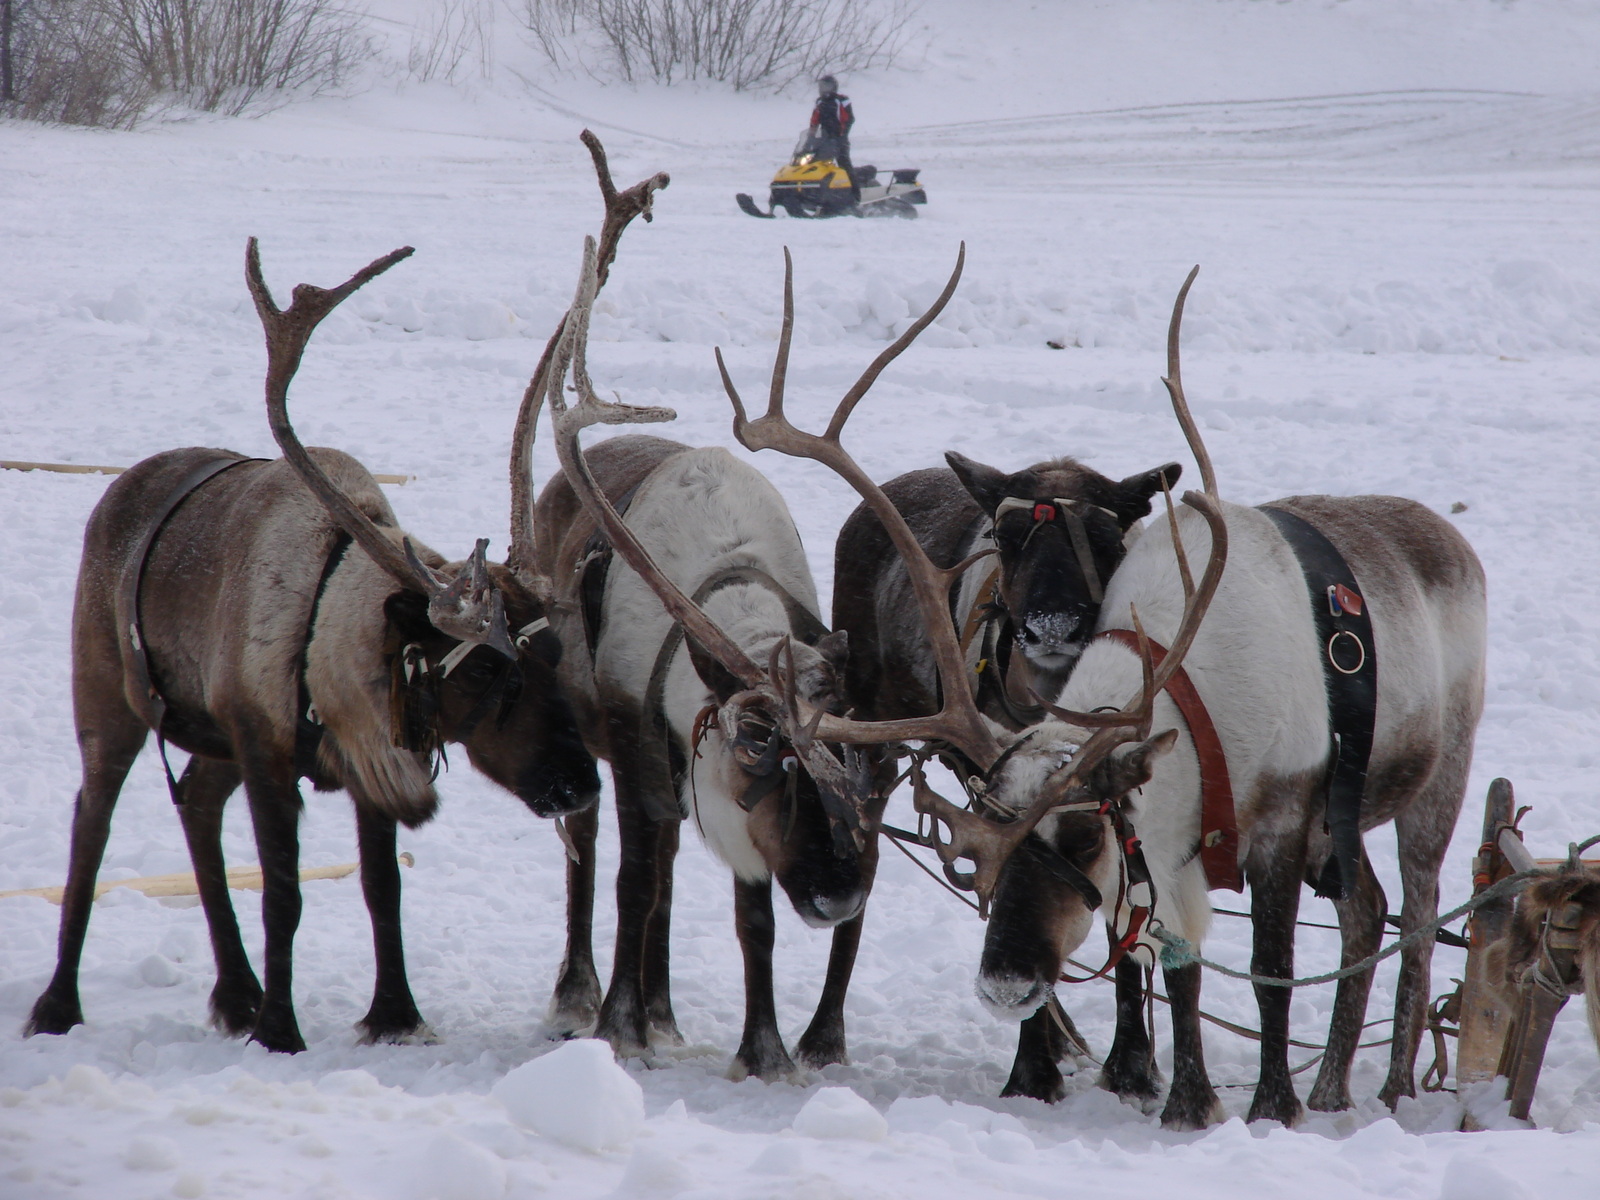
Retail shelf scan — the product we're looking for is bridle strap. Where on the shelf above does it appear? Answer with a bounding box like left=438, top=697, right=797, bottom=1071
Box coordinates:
left=1099, top=627, right=1242, bottom=892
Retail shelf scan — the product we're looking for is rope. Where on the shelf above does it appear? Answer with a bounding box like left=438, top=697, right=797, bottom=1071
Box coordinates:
left=1150, top=868, right=1546, bottom=987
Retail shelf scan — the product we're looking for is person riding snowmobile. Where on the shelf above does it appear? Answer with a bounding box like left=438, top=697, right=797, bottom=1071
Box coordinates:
left=808, top=76, right=856, bottom=198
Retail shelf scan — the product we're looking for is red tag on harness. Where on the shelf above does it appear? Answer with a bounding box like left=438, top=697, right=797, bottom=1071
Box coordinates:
left=1033, top=502, right=1056, bottom=522
left=1328, top=583, right=1364, bottom=617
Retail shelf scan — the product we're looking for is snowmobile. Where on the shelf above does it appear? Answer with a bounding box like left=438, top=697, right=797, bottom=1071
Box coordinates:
left=737, top=133, right=926, bottom=219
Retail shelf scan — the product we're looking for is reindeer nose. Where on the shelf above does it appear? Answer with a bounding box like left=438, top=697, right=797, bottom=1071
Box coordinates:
left=975, top=972, right=1050, bottom=1018
left=803, top=887, right=865, bottom=928
left=1019, top=612, right=1079, bottom=653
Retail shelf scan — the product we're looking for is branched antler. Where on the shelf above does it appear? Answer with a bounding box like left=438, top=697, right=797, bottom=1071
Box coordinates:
left=247, top=238, right=514, bottom=656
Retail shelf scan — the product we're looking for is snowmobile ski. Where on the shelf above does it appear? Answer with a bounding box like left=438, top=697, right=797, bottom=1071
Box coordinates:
left=736, top=193, right=775, bottom=219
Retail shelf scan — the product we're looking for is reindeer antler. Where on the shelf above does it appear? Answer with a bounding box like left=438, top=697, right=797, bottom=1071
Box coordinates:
left=718, top=257, right=1228, bottom=913
left=247, top=239, right=515, bottom=657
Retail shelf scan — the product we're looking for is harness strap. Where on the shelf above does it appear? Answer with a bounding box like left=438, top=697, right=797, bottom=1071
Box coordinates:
left=117, top=453, right=261, bottom=805
left=1099, top=627, right=1242, bottom=892
left=1259, top=505, right=1378, bottom=902
left=293, top=531, right=353, bottom=780
left=639, top=564, right=830, bottom=823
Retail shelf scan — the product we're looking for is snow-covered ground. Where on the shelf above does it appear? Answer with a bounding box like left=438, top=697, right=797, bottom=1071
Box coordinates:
left=4, top=2, right=1600, bottom=1196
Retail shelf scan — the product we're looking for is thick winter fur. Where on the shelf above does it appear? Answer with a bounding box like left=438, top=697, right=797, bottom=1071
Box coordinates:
left=976, top=495, right=1486, bottom=1128
left=26, top=446, right=597, bottom=1053
left=536, top=435, right=867, bottom=1080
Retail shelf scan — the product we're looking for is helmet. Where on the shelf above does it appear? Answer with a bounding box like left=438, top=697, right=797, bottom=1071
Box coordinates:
left=817, top=75, right=838, bottom=96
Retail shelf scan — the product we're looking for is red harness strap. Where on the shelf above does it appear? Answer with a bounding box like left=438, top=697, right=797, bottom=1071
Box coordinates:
left=1099, top=628, right=1242, bottom=893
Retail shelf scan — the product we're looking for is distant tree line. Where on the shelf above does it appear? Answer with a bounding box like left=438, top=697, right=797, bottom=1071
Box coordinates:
left=519, top=0, right=912, bottom=91
left=0, top=0, right=370, bottom=127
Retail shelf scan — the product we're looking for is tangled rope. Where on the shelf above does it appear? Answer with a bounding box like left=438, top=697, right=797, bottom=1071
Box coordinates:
left=1150, top=868, right=1547, bottom=987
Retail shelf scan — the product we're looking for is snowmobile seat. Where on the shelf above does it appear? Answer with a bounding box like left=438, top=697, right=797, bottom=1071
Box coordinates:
left=891, top=168, right=920, bottom=184
left=850, top=165, right=880, bottom=186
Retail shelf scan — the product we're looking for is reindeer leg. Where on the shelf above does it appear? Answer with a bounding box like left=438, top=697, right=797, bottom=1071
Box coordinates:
left=732, top=876, right=798, bottom=1081
left=1246, top=847, right=1308, bottom=1126
left=1160, top=961, right=1223, bottom=1129
left=1380, top=792, right=1458, bottom=1108
left=796, top=912, right=865, bottom=1069
left=1002, top=1007, right=1066, bottom=1101
left=1308, top=851, right=1386, bottom=1111
left=595, top=772, right=659, bottom=1057
left=172, top=757, right=260, bottom=1035
left=548, top=799, right=601, bottom=1036
left=26, top=711, right=148, bottom=1037
left=240, top=756, right=307, bottom=1053
left=643, top=815, right=684, bottom=1047
left=1099, top=955, right=1162, bottom=1107
left=352, top=798, right=431, bottom=1044
left=795, top=819, right=881, bottom=1068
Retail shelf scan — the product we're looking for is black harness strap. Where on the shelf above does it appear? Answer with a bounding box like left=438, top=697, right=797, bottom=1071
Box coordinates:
left=293, top=531, right=353, bottom=781
left=577, top=481, right=644, bottom=655
left=118, top=453, right=261, bottom=805
left=639, top=564, right=830, bottom=822
left=1259, top=505, right=1379, bottom=901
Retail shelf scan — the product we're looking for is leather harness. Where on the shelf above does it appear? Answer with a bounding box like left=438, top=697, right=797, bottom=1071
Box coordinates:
left=577, top=502, right=829, bottom=823
left=118, top=453, right=262, bottom=804
left=1259, top=505, right=1378, bottom=902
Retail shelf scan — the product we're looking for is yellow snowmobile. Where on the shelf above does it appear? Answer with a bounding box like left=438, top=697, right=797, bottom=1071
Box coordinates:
left=737, top=133, right=926, bottom=219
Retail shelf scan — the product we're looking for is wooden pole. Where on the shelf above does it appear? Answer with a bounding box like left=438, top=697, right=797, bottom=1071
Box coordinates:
left=0, top=853, right=413, bottom=904
left=1456, top=779, right=1521, bottom=1111
left=2, top=460, right=413, bottom=485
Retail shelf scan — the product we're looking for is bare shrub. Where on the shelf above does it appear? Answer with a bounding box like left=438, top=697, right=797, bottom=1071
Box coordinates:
left=408, top=0, right=495, bottom=84
left=103, top=0, right=372, bottom=115
left=518, top=0, right=911, bottom=92
left=2, top=0, right=152, bottom=127
left=1, top=0, right=372, bottom=127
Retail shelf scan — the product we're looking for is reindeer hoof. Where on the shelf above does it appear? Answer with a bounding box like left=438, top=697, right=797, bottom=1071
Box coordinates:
left=358, top=1017, right=438, bottom=1046
left=1306, top=1084, right=1354, bottom=1113
left=24, top=990, right=83, bottom=1037
left=794, top=1024, right=847, bottom=1069
left=1246, top=1091, right=1304, bottom=1127
left=1001, top=1059, right=1065, bottom=1102
left=731, top=1040, right=801, bottom=1083
left=1160, top=1087, right=1225, bottom=1131
left=249, top=1007, right=307, bottom=1054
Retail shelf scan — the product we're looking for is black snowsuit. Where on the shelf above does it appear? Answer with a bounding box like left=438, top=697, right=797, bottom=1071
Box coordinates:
left=809, top=93, right=856, bottom=185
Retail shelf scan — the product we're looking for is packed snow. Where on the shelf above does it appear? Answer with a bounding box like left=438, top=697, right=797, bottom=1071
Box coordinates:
left=3, top=1, right=1600, bottom=1197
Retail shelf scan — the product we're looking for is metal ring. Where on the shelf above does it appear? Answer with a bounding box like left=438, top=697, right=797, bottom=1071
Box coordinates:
left=1327, top=629, right=1366, bottom=675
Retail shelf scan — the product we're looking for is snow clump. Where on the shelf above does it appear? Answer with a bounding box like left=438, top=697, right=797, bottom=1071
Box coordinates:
left=491, top=1040, right=644, bottom=1153
left=409, top=1132, right=508, bottom=1200
left=791, top=1087, right=888, bottom=1142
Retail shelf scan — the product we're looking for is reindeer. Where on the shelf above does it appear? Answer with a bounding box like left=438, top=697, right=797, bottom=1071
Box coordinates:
left=521, top=136, right=873, bottom=1081
left=910, top=273, right=1487, bottom=1128
left=827, top=448, right=1179, bottom=1079
left=716, top=258, right=1484, bottom=1128
left=25, top=242, right=599, bottom=1054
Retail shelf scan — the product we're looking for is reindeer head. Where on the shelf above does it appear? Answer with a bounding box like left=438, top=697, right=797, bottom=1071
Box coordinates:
left=946, top=452, right=1180, bottom=675
left=245, top=240, right=599, bottom=823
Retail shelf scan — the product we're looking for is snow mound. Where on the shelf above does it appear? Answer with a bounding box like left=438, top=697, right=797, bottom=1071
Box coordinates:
left=791, top=1087, right=888, bottom=1142
left=409, top=1132, right=508, bottom=1200
left=491, top=1040, right=644, bottom=1153
left=1438, top=1155, right=1534, bottom=1200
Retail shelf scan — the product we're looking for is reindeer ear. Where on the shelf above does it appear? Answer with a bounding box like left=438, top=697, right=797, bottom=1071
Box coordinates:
left=1110, top=462, right=1183, bottom=528
left=815, top=629, right=849, bottom=674
left=687, top=634, right=744, bottom=705
left=1089, top=728, right=1178, bottom=799
left=945, top=451, right=1014, bottom=516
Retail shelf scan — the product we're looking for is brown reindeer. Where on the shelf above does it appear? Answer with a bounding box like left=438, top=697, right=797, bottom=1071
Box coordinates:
left=828, top=452, right=1180, bottom=1080
left=25, top=242, right=598, bottom=1053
